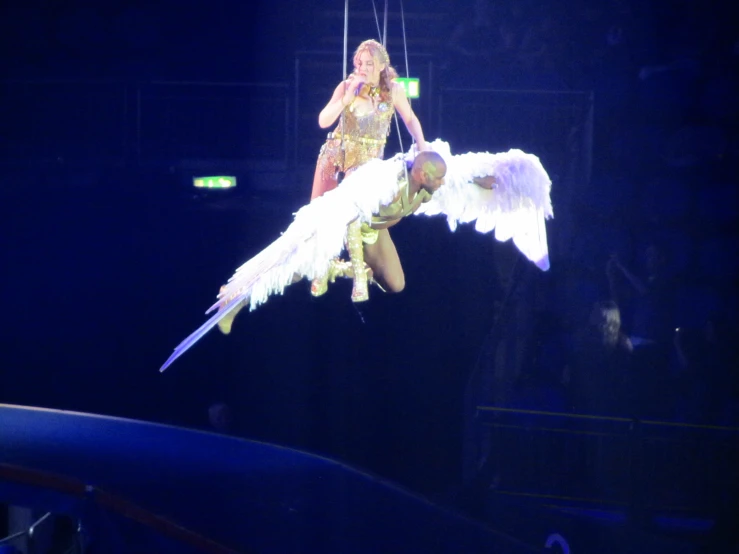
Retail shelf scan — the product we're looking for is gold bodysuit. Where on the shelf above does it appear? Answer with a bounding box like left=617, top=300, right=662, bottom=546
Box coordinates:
left=312, top=95, right=395, bottom=199
left=360, top=170, right=434, bottom=244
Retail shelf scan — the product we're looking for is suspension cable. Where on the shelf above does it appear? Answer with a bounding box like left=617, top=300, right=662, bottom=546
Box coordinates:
left=338, top=0, right=350, bottom=182
left=399, top=0, right=410, bottom=79
left=383, top=0, right=388, bottom=47
left=371, top=0, right=382, bottom=42
left=368, top=0, right=416, bottom=180
left=369, top=0, right=414, bottom=178
left=392, top=0, right=413, bottom=152
left=342, top=0, right=349, bottom=77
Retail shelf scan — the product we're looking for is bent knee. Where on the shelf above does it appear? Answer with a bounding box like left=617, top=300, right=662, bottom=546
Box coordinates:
left=386, top=273, right=405, bottom=293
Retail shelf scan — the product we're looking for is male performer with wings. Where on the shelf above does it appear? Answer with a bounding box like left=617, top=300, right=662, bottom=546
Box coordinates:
left=160, top=140, right=553, bottom=372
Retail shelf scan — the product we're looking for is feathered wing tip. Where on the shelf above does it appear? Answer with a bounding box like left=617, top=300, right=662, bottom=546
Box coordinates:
left=417, top=144, right=554, bottom=271
left=511, top=205, right=551, bottom=271
left=159, top=296, right=247, bottom=372
left=211, top=154, right=406, bottom=315
left=159, top=153, right=410, bottom=372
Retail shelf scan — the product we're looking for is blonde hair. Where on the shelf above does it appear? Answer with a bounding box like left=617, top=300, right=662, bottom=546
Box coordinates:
left=353, top=39, right=398, bottom=100
left=589, top=301, right=622, bottom=348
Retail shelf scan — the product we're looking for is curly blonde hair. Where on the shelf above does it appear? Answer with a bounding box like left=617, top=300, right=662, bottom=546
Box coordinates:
left=353, top=39, right=398, bottom=100
left=589, top=301, right=622, bottom=348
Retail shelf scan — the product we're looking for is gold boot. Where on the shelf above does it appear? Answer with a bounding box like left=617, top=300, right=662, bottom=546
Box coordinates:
left=217, top=301, right=244, bottom=334
left=216, top=286, right=246, bottom=335
left=346, top=220, right=369, bottom=302
left=310, top=258, right=350, bottom=297
left=310, top=274, right=329, bottom=297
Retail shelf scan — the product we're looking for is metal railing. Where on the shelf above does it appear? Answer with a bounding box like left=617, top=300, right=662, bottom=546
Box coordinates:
left=0, top=463, right=240, bottom=553
left=436, top=87, right=593, bottom=198
left=1, top=75, right=592, bottom=205
left=468, top=405, right=739, bottom=516
left=1, top=79, right=130, bottom=165
left=0, top=79, right=292, bottom=167
left=136, top=81, right=290, bottom=166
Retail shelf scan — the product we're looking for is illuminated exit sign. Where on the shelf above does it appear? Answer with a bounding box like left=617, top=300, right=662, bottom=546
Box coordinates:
left=193, top=176, right=236, bottom=189
left=396, top=77, right=420, bottom=99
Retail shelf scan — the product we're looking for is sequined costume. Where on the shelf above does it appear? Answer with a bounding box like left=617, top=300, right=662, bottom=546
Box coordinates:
left=359, top=167, right=434, bottom=245
left=375, top=168, right=432, bottom=222
left=311, top=91, right=395, bottom=199
left=314, top=167, right=435, bottom=301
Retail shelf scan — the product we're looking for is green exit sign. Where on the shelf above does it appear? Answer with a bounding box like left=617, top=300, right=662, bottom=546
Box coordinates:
left=396, top=77, right=420, bottom=99
left=193, top=176, right=236, bottom=189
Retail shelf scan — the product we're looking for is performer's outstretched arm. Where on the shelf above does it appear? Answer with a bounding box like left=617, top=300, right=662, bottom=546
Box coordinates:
left=473, top=176, right=497, bottom=189
left=392, top=82, right=429, bottom=152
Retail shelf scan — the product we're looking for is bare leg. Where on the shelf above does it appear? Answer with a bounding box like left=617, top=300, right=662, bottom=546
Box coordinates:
left=363, top=228, right=405, bottom=293
left=311, top=158, right=338, bottom=201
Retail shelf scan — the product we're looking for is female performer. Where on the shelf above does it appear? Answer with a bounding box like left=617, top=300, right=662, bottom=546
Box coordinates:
left=308, top=39, right=430, bottom=301
left=310, top=38, right=430, bottom=201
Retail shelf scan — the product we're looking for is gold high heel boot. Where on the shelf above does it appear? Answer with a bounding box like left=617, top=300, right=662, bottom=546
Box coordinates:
left=310, top=273, right=329, bottom=297
left=310, top=258, right=351, bottom=297
left=346, top=220, right=369, bottom=302
left=216, top=285, right=246, bottom=335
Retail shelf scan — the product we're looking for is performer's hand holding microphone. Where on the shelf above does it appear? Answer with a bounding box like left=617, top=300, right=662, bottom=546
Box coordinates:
left=341, top=74, right=366, bottom=105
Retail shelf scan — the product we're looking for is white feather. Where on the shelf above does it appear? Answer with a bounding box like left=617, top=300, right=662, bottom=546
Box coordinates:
left=160, top=140, right=553, bottom=371
left=418, top=141, right=553, bottom=270
left=212, top=153, right=407, bottom=314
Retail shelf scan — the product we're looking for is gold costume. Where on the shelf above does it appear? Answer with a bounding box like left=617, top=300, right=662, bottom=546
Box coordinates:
left=312, top=169, right=435, bottom=302
left=360, top=169, right=434, bottom=243
left=311, top=95, right=395, bottom=199
left=373, top=170, right=433, bottom=224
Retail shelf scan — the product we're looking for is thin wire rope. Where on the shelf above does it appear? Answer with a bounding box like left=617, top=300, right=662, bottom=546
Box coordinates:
left=367, top=0, right=416, bottom=191
left=371, top=1, right=382, bottom=44
left=389, top=0, right=414, bottom=170
left=383, top=0, right=388, bottom=46
left=395, top=0, right=414, bottom=164
left=399, top=0, right=410, bottom=79
left=370, top=0, right=412, bottom=160
left=339, top=0, right=350, bottom=177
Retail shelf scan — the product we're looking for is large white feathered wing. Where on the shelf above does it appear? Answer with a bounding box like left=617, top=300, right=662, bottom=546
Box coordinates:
left=159, top=154, right=406, bottom=372
left=420, top=141, right=553, bottom=271
left=159, top=140, right=553, bottom=371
